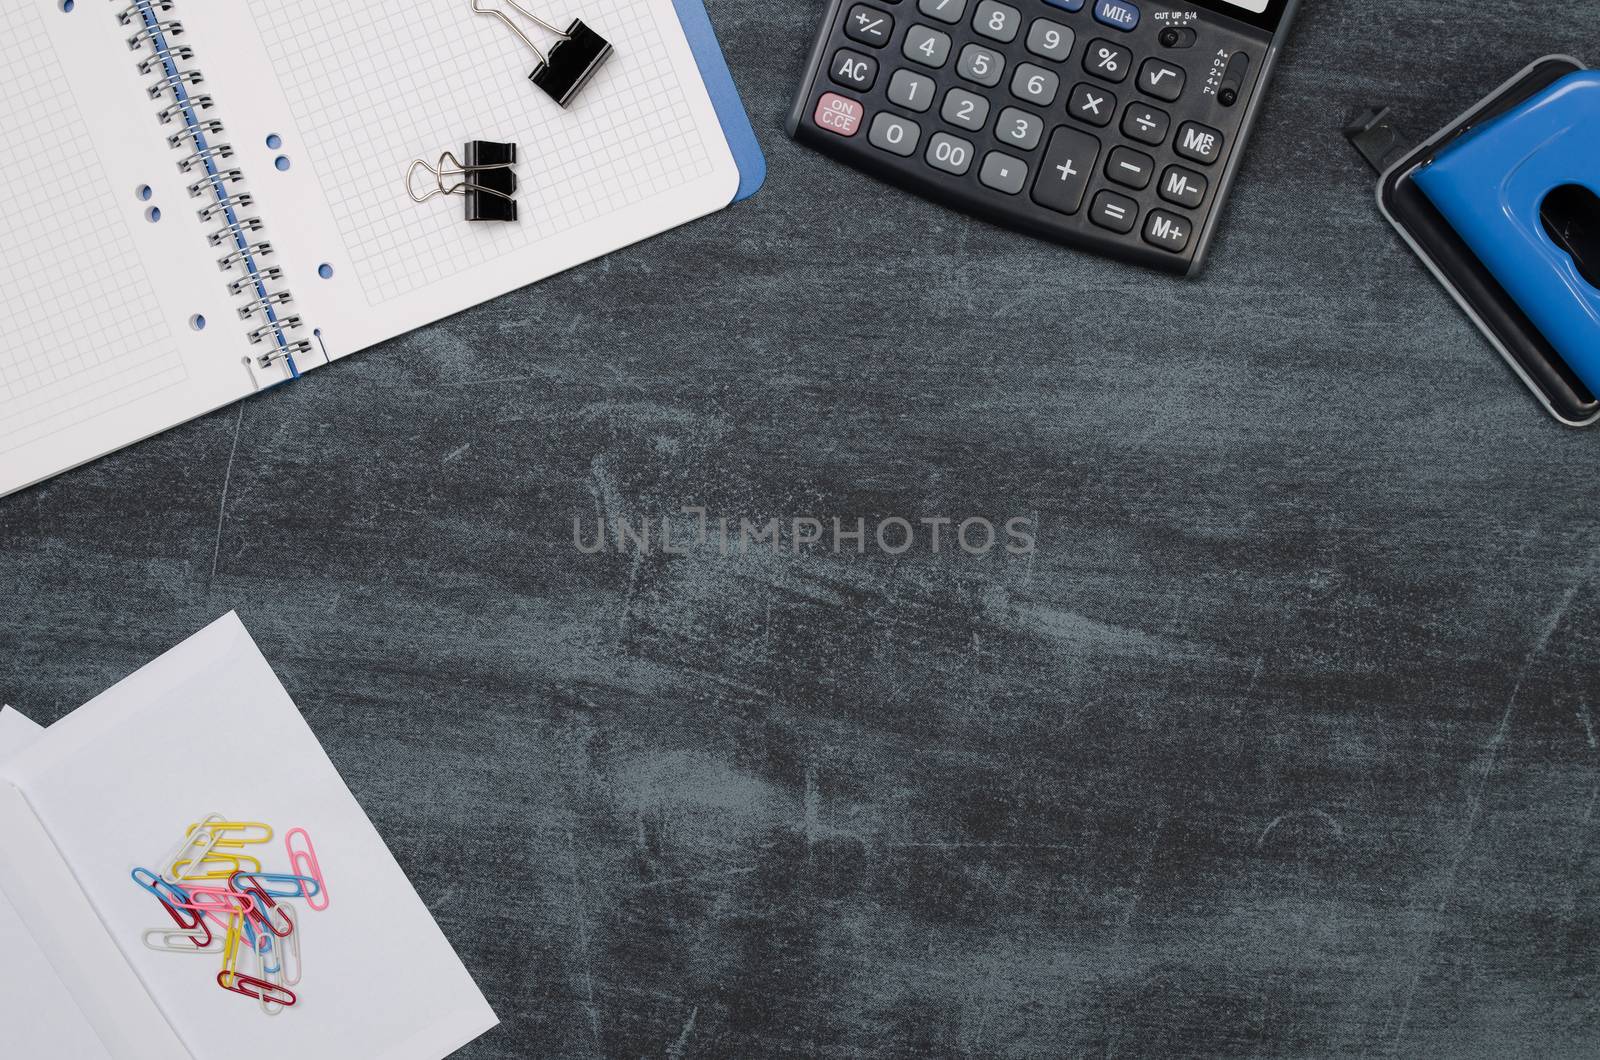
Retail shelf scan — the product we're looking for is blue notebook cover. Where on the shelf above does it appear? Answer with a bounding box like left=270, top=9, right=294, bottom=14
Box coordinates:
left=1414, top=72, right=1600, bottom=394
left=674, top=0, right=766, bottom=201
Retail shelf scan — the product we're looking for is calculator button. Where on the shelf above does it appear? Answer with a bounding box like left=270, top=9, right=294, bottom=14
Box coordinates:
left=941, top=87, right=991, bottom=132
left=972, top=0, right=1021, bottom=42
left=813, top=92, right=865, bottom=137
left=1044, top=0, right=1084, bottom=9
left=955, top=44, right=1005, bottom=87
left=979, top=151, right=1029, bottom=194
left=1143, top=209, right=1191, bottom=252
left=1025, top=19, right=1075, bottom=62
left=1137, top=58, right=1184, bottom=101
left=869, top=111, right=923, bottom=156
left=902, top=25, right=952, bottom=67
left=1175, top=121, right=1224, bottom=164
left=1089, top=190, right=1138, bottom=233
left=845, top=4, right=895, bottom=47
left=995, top=107, right=1044, bottom=150
left=925, top=131, right=976, bottom=175
left=1031, top=126, right=1100, bottom=215
left=1093, top=0, right=1139, bottom=31
left=1105, top=145, right=1153, bottom=189
left=1159, top=164, right=1207, bottom=207
left=916, top=0, right=967, bottom=25
left=1122, top=102, right=1169, bottom=145
left=1082, top=39, right=1130, bottom=83
left=1010, top=63, right=1060, bottom=107
left=1067, top=83, right=1117, bottom=127
left=831, top=49, right=879, bottom=90
left=887, top=68, right=936, bottom=111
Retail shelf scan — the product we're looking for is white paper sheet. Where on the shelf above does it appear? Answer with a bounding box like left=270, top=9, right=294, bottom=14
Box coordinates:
left=0, top=618, right=499, bottom=1059
left=0, top=707, right=119, bottom=1060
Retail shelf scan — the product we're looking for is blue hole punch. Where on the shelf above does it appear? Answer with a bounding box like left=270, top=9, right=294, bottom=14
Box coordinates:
left=1414, top=71, right=1600, bottom=405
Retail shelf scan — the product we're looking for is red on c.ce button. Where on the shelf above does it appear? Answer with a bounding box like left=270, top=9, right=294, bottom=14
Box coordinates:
left=814, top=92, right=864, bottom=137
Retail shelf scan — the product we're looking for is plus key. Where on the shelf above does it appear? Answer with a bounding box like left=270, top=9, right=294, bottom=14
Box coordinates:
left=1031, top=126, right=1100, bottom=215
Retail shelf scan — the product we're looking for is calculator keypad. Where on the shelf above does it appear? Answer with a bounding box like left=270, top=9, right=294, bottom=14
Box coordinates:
left=792, top=0, right=1285, bottom=272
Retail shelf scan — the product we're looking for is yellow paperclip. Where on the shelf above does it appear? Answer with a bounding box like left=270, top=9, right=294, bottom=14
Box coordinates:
left=170, top=850, right=263, bottom=881
left=219, top=912, right=246, bottom=989
left=187, top=821, right=273, bottom=848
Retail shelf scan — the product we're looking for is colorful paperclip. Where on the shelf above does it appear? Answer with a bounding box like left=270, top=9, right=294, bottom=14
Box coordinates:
left=172, top=885, right=259, bottom=932
left=251, top=934, right=290, bottom=1016
left=189, top=820, right=273, bottom=848
left=230, top=874, right=294, bottom=938
left=132, top=868, right=211, bottom=946
left=159, top=825, right=227, bottom=885
left=170, top=850, right=263, bottom=881
left=217, top=966, right=296, bottom=1009
left=142, top=926, right=220, bottom=954
left=228, top=871, right=321, bottom=900
left=276, top=905, right=303, bottom=987
left=284, top=828, right=328, bottom=911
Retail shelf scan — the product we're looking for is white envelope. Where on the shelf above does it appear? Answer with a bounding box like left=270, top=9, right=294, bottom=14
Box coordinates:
left=0, top=617, right=499, bottom=1059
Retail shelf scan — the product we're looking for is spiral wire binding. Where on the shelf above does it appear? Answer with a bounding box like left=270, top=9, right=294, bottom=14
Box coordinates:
left=114, top=0, right=312, bottom=377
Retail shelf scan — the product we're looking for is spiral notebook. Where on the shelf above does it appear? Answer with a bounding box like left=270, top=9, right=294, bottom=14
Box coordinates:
left=0, top=0, right=748, bottom=498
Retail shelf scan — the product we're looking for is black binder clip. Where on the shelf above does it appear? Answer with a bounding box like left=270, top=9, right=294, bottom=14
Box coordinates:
left=472, top=0, right=612, bottom=108
left=404, top=142, right=518, bottom=222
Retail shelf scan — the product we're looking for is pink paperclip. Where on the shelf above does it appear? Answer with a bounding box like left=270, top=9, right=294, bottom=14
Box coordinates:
left=284, top=828, right=328, bottom=911
left=172, top=885, right=258, bottom=931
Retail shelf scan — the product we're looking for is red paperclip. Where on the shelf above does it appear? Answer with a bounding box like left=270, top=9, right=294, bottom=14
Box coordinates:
left=284, top=828, right=328, bottom=911
left=229, top=872, right=294, bottom=938
left=216, top=970, right=297, bottom=1007
left=132, top=868, right=210, bottom=947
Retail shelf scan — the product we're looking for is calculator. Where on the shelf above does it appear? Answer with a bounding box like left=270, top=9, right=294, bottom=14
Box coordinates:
left=787, top=0, right=1298, bottom=274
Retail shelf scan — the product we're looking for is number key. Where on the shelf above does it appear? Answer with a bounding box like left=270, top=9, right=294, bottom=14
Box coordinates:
left=941, top=87, right=991, bottom=132
left=916, top=0, right=967, bottom=24
left=1025, top=19, right=1075, bottom=62
left=887, top=68, right=935, bottom=111
left=831, top=48, right=878, bottom=90
left=902, top=24, right=952, bottom=68
left=1083, top=38, right=1129, bottom=83
left=972, top=0, right=1021, bottom=42
left=995, top=106, right=1043, bottom=150
left=869, top=112, right=922, bottom=156
left=1010, top=62, right=1060, bottom=106
left=956, top=43, right=1005, bottom=87
left=844, top=4, right=895, bottom=47
left=925, top=131, right=975, bottom=175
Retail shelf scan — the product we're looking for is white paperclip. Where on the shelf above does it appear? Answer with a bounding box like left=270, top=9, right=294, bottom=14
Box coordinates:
left=278, top=904, right=302, bottom=987
left=142, top=927, right=221, bottom=954
left=253, top=934, right=286, bottom=1017
left=158, top=812, right=227, bottom=884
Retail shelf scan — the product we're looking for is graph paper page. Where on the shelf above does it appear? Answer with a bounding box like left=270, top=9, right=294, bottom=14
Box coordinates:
left=1, top=0, right=269, bottom=499
left=185, top=0, right=739, bottom=356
